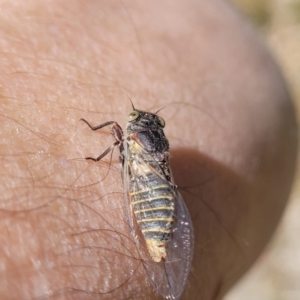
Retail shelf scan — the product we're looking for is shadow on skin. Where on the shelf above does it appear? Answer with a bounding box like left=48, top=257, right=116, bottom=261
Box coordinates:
left=170, top=147, right=290, bottom=299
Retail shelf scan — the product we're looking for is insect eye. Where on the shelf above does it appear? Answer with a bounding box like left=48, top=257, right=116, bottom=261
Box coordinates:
left=158, top=116, right=165, bottom=128
left=128, top=111, right=140, bottom=122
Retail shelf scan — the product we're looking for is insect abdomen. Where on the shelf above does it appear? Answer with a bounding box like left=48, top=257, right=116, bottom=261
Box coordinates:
left=129, top=173, right=175, bottom=262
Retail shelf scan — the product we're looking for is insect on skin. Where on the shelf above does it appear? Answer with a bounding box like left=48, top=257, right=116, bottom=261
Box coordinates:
left=81, top=105, right=194, bottom=300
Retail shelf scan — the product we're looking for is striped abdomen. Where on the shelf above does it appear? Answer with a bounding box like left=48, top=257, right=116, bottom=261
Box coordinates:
left=129, top=172, right=175, bottom=262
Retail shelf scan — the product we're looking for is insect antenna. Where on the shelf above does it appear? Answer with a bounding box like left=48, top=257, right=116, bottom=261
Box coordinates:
left=155, top=105, right=167, bottom=114
left=126, top=94, right=136, bottom=110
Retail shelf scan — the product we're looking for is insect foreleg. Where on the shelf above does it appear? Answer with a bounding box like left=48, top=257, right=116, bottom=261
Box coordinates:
left=80, top=118, right=115, bottom=131
left=81, top=118, right=124, bottom=162
left=85, top=141, right=120, bottom=161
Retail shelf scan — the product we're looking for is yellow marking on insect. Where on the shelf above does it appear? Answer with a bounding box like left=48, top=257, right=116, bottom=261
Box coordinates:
left=142, top=228, right=170, bottom=234
left=137, top=217, right=173, bottom=223
left=129, top=184, right=170, bottom=196
left=131, top=195, right=173, bottom=206
left=145, top=240, right=165, bottom=246
left=134, top=207, right=174, bottom=214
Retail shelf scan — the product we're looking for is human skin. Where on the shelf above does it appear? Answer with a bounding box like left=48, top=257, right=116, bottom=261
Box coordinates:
left=0, top=0, right=297, bottom=299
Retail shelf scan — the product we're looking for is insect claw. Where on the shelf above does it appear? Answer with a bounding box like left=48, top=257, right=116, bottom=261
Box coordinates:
left=85, top=156, right=97, bottom=161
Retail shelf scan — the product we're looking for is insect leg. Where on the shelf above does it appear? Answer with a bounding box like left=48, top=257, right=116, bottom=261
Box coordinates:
left=85, top=141, right=120, bottom=161
left=80, top=118, right=124, bottom=161
left=80, top=118, right=115, bottom=131
left=81, top=119, right=123, bottom=142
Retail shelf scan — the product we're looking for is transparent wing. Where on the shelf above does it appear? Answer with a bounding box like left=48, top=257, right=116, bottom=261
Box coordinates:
left=123, top=143, right=194, bottom=300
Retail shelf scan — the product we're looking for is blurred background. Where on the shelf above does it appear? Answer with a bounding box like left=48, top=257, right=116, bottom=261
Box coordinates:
left=224, top=0, right=300, bottom=299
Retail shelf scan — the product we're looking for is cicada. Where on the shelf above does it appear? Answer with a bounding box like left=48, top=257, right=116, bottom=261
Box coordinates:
left=81, top=106, right=194, bottom=300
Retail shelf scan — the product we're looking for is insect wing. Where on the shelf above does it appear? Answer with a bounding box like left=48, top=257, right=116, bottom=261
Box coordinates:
left=162, top=190, right=194, bottom=299
left=123, top=144, right=194, bottom=299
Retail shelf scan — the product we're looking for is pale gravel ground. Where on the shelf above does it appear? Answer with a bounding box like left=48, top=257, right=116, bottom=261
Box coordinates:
left=225, top=0, right=300, bottom=299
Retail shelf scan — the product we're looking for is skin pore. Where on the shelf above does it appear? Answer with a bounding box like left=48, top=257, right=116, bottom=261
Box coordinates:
left=0, top=0, right=297, bottom=299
